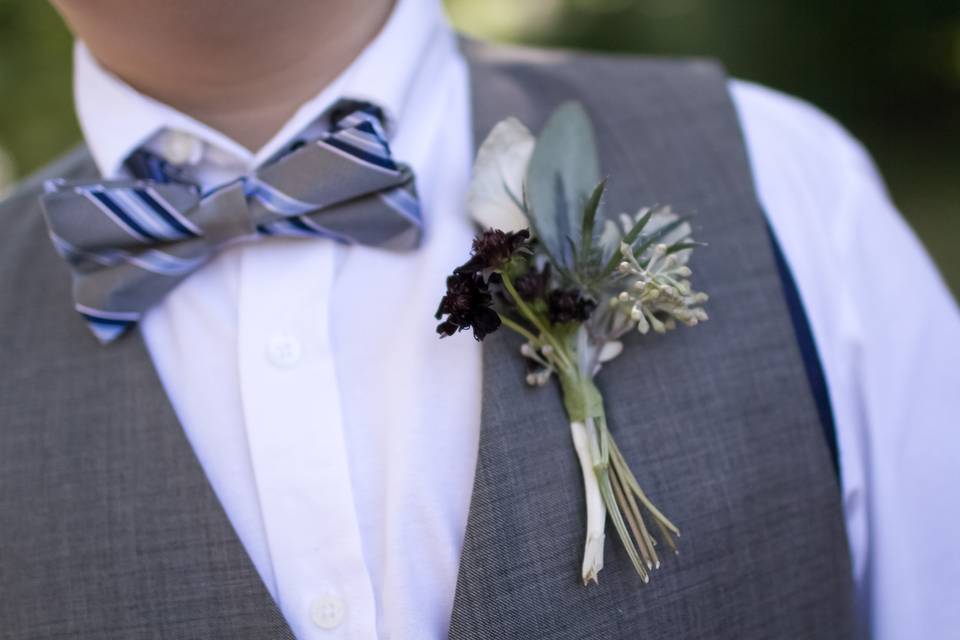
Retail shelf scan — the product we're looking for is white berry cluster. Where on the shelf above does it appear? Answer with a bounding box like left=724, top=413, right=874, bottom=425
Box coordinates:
left=611, top=242, right=709, bottom=335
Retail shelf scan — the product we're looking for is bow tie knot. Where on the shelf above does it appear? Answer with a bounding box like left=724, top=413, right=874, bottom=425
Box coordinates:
left=40, top=101, right=422, bottom=343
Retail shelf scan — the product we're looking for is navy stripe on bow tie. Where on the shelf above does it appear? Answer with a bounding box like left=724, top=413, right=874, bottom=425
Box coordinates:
left=40, top=100, right=423, bottom=344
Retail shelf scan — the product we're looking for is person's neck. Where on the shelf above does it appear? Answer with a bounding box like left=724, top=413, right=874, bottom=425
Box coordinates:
left=53, top=0, right=396, bottom=150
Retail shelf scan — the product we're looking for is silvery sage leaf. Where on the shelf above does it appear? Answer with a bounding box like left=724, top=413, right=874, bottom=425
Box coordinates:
left=525, top=101, right=602, bottom=271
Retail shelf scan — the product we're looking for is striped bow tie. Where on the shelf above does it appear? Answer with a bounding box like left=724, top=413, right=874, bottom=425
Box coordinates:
left=40, top=101, right=422, bottom=344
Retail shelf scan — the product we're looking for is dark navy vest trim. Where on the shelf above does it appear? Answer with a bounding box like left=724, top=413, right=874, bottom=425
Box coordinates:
left=766, top=223, right=841, bottom=478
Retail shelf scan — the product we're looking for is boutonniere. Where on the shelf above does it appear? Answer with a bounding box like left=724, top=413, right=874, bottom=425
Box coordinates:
left=435, top=102, right=710, bottom=585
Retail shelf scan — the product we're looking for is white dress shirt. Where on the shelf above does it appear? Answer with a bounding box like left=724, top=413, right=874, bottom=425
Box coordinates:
left=72, top=0, right=960, bottom=638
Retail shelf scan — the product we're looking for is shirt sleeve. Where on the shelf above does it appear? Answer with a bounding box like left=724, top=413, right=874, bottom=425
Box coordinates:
left=730, top=79, right=960, bottom=640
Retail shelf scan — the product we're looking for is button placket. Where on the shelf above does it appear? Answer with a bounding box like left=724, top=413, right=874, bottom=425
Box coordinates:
left=237, top=240, right=378, bottom=640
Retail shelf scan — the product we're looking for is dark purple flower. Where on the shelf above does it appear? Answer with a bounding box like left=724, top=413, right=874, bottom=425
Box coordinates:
left=435, top=271, right=501, bottom=341
left=456, top=229, right=531, bottom=275
left=512, top=263, right=551, bottom=301
left=547, top=289, right=596, bottom=324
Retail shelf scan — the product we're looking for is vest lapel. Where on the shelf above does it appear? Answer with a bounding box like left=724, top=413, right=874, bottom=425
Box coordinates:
left=449, top=39, right=854, bottom=639
left=0, top=150, right=292, bottom=638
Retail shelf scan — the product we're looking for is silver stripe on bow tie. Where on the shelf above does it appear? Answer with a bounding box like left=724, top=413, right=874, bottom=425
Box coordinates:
left=40, top=102, right=422, bottom=343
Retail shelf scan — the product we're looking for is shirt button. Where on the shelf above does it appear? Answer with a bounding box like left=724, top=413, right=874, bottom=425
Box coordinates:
left=310, top=594, right=346, bottom=630
left=158, top=130, right=204, bottom=165
left=267, top=332, right=302, bottom=368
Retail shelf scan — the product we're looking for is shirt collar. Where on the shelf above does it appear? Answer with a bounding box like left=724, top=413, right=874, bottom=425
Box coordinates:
left=74, top=0, right=453, bottom=178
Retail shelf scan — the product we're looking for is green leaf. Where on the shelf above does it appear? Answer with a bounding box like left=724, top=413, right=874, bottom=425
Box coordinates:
left=633, top=217, right=689, bottom=260
left=579, top=179, right=607, bottom=260
left=598, top=208, right=654, bottom=277
left=525, top=102, right=602, bottom=272
left=564, top=235, right=579, bottom=270
left=665, top=241, right=704, bottom=255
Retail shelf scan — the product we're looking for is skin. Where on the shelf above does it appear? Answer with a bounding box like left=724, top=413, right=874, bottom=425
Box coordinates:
left=51, top=0, right=396, bottom=150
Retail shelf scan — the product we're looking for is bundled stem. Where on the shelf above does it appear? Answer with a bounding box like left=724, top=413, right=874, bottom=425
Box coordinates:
left=570, top=381, right=680, bottom=584
left=569, top=420, right=606, bottom=583
left=495, top=274, right=680, bottom=585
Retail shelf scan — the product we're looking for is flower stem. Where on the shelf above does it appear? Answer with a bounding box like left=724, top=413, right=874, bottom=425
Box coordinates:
left=498, top=315, right=539, bottom=344
left=611, top=454, right=659, bottom=569
left=609, top=438, right=680, bottom=537
left=500, top=272, right=575, bottom=372
left=563, top=373, right=679, bottom=584
left=570, top=420, right=606, bottom=584
left=610, top=463, right=654, bottom=574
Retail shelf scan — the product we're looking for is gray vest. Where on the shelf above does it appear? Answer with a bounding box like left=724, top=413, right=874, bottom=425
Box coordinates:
left=0, top=39, right=854, bottom=638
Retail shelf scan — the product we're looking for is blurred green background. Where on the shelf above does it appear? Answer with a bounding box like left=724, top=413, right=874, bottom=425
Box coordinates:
left=1, top=0, right=957, bottom=295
